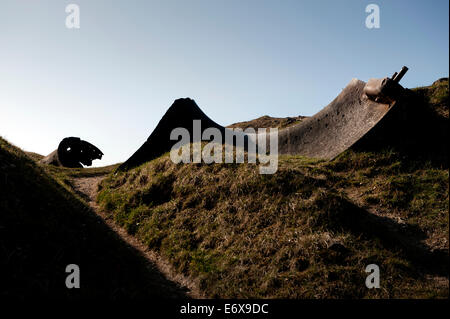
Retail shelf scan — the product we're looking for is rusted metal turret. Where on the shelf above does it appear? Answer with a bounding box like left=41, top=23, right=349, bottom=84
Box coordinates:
left=364, top=66, right=409, bottom=103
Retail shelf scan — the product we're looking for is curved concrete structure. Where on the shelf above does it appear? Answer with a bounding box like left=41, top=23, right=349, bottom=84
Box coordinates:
left=276, top=78, right=392, bottom=159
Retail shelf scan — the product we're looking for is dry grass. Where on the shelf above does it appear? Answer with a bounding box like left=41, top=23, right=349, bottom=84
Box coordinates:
left=96, top=80, right=449, bottom=299
left=227, top=115, right=307, bottom=130
left=2, top=78, right=447, bottom=299
left=412, top=78, right=449, bottom=118
left=98, top=149, right=448, bottom=298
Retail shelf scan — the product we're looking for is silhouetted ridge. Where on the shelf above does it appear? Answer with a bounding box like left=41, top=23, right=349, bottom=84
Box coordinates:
left=118, top=98, right=226, bottom=171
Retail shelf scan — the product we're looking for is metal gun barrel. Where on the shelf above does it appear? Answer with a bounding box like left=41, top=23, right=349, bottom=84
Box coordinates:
left=393, top=66, right=408, bottom=83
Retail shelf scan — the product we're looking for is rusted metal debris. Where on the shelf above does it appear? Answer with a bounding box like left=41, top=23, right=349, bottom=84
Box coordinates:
left=363, top=66, right=408, bottom=104
left=40, top=137, right=103, bottom=168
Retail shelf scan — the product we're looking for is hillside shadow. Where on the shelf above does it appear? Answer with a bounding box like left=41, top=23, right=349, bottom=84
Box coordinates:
left=0, top=147, right=189, bottom=299
left=353, top=89, right=449, bottom=169
left=327, top=198, right=449, bottom=277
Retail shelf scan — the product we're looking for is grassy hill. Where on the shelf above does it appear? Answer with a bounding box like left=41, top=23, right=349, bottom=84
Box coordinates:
left=0, top=138, right=185, bottom=298
left=97, top=149, right=448, bottom=298
left=97, top=79, right=448, bottom=298
left=1, top=78, right=448, bottom=298
left=412, top=78, right=449, bottom=118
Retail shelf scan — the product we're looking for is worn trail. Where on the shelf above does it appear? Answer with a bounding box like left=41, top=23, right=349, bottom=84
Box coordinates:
left=72, top=176, right=202, bottom=299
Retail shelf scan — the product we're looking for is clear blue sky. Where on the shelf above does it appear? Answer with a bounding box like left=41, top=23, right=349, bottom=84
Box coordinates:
left=0, top=0, right=448, bottom=166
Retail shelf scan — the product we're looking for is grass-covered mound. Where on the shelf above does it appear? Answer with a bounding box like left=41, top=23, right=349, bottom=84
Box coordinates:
left=412, top=78, right=449, bottom=118
left=0, top=137, right=184, bottom=298
left=98, top=79, right=448, bottom=298
left=98, top=149, right=448, bottom=298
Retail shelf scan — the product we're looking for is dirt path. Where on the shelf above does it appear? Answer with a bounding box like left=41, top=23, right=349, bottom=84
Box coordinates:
left=72, top=176, right=202, bottom=299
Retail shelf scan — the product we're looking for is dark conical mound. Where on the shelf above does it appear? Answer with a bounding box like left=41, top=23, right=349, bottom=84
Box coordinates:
left=118, top=98, right=226, bottom=171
